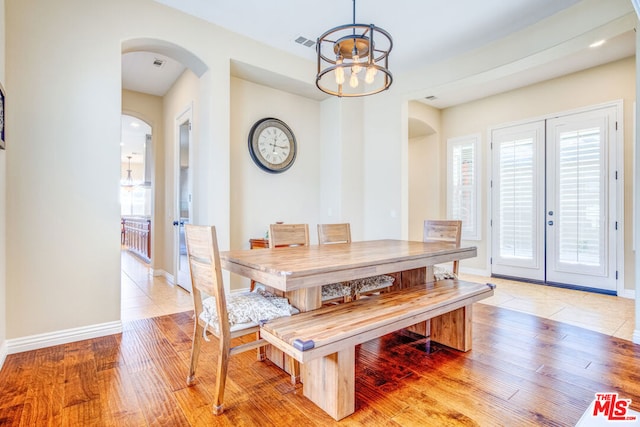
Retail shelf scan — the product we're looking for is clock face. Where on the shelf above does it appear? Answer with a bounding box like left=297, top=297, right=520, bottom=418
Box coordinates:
left=248, top=118, right=296, bottom=173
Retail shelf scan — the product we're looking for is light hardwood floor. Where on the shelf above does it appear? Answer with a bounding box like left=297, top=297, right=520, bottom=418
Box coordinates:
left=122, top=251, right=636, bottom=341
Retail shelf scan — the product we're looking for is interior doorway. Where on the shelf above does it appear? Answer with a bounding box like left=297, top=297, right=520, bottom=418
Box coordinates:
left=174, top=107, right=193, bottom=292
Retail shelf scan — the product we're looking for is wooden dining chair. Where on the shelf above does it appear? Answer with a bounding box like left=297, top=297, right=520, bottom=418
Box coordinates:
left=248, top=223, right=310, bottom=292
left=184, top=225, right=299, bottom=415
left=316, top=223, right=353, bottom=304
left=317, top=222, right=352, bottom=245
left=423, top=219, right=462, bottom=279
left=317, top=223, right=394, bottom=300
left=269, top=223, right=309, bottom=248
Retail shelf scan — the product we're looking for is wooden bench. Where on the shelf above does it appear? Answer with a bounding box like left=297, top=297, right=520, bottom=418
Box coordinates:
left=260, top=279, right=495, bottom=420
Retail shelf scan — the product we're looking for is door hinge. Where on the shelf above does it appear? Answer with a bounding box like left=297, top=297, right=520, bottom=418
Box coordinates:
left=615, top=221, right=618, bottom=230
left=490, top=142, right=493, bottom=150
left=615, top=170, right=618, bottom=180
left=615, top=121, right=618, bottom=131
left=490, top=257, right=493, bottom=265
left=615, top=271, right=618, bottom=280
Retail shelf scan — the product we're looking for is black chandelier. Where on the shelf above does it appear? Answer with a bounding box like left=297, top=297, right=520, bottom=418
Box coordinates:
left=316, top=0, right=393, bottom=97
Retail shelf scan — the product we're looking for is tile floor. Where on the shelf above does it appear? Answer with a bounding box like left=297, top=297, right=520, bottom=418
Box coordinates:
left=461, top=273, right=636, bottom=341
left=121, top=250, right=193, bottom=321
left=120, top=251, right=637, bottom=341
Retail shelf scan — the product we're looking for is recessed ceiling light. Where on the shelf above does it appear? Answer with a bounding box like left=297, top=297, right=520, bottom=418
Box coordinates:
left=589, top=39, right=606, bottom=48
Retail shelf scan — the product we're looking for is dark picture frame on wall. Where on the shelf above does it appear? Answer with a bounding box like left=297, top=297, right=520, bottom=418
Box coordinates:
left=0, top=83, right=5, bottom=150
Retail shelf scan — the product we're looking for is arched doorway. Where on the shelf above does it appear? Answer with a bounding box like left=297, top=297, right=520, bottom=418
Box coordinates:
left=408, top=104, right=440, bottom=241
left=120, top=38, right=209, bottom=320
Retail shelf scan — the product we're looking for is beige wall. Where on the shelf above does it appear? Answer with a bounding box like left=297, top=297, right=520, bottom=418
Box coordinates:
left=0, top=0, right=7, bottom=362
left=230, top=77, right=321, bottom=289
left=318, top=97, right=367, bottom=239
left=438, top=57, right=635, bottom=288
left=4, top=0, right=313, bottom=340
left=408, top=102, right=442, bottom=241
left=6, top=0, right=123, bottom=338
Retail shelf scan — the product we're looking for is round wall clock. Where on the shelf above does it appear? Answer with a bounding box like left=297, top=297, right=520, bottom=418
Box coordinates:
left=248, top=118, right=297, bottom=173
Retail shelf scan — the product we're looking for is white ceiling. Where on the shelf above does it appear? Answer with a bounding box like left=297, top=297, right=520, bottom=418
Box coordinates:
left=152, top=0, right=584, bottom=74
left=122, top=0, right=636, bottom=107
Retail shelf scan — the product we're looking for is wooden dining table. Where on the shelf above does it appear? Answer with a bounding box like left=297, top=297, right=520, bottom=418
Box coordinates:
left=220, top=239, right=479, bottom=417
left=220, top=239, right=477, bottom=312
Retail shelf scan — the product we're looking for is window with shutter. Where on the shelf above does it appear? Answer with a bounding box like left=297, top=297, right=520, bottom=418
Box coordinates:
left=447, top=134, right=480, bottom=240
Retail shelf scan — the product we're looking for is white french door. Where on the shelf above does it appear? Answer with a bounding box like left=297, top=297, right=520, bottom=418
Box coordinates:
left=545, top=108, right=617, bottom=290
left=174, top=107, right=193, bottom=293
left=491, top=121, right=546, bottom=281
left=491, top=104, right=620, bottom=292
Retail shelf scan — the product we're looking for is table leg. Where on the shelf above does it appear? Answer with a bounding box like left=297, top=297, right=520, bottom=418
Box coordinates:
left=302, top=347, right=355, bottom=421
left=286, top=287, right=322, bottom=312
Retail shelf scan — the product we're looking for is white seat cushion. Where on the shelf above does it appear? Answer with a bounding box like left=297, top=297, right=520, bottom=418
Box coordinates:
left=433, top=265, right=457, bottom=280
left=321, top=282, right=352, bottom=301
left=351, top=274, right=395, bottom=295
left=200, top=290, right=298, bottom=335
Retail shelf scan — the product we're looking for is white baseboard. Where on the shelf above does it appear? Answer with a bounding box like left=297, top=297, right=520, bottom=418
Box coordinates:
left=6, top=320, right=123, bottom=355
left=152, top=268, right=175, bottom=285
left=0, top=339, right=7, bottom=371
left=459, top=267, right=491, bottom=277
left=618, top=288, right=636, bottom=299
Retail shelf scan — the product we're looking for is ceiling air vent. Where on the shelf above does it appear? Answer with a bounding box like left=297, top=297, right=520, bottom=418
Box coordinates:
left=425, top=95, right=438, bottom=100
left=295, top=36, right=316, bottom=48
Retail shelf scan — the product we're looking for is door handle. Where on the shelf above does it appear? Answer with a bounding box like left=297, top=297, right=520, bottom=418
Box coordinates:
left=172, top=220, right=185, bottom=227
left=548, top=220, right=554, bottom=226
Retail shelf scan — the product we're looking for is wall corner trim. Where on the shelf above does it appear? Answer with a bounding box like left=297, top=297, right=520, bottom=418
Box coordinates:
left=6, top=321, right=123, bottom=355
left=0, top=340, right=8, bottom=371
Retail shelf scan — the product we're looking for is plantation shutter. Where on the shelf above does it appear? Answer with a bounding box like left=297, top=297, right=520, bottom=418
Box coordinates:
left=498, top=138, right=534, bottom=260
left=448, top=135, right=480, bottom=240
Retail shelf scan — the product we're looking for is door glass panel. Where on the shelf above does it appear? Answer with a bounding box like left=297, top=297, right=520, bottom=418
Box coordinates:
left=490, top=121, right=545, bottom=281
left=177, top=119, right=192, bottom=292
left=498, top=138, right=534, bottom=261
left=557, top=127, right=601, bottom=266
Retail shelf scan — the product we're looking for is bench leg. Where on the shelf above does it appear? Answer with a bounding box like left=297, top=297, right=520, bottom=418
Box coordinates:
left=430, top=304, right=473, bottom=352
left=302, top=347, right=355, bottom=421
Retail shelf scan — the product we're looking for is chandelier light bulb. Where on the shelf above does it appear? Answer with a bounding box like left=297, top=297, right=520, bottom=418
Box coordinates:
left=351, top=53, right=362, bottom=74
left=365, top=66, right=377, bottom=84
left=335, top=57, right=345, bottom=85
left=349, top=72, right=359, bottom=88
